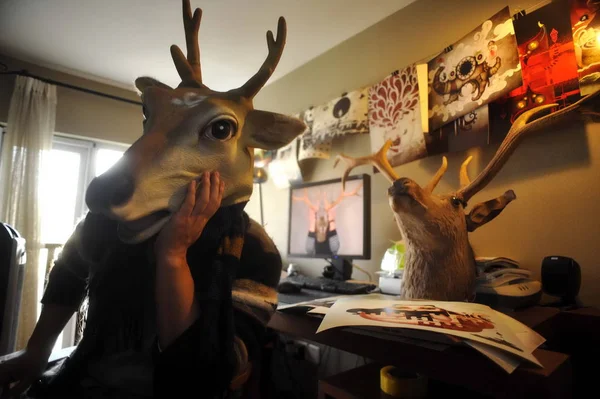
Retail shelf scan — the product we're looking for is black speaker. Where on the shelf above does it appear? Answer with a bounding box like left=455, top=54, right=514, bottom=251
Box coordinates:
left=541, top=256, right=581, bottom=308
left=0, top=223, right=26, bottom=355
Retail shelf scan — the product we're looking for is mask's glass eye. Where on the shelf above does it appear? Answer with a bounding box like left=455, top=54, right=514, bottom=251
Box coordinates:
left=451, top=196, right=463, bottom=208
left=204, top=117, right=237, bottom=141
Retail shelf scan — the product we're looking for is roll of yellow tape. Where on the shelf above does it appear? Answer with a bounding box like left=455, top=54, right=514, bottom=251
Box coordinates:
left=380, top=366, right=428, bottom=398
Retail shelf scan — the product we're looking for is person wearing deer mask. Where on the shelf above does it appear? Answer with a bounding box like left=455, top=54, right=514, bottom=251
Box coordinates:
left=306, top=205, right=340, bottom=256
left=0, top=2, right=306, bottom=399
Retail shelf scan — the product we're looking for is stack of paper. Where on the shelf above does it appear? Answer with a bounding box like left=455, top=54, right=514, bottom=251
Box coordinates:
left=476, top=257, right=521, bottom=270
left=278, top=294, right=546, bottom=373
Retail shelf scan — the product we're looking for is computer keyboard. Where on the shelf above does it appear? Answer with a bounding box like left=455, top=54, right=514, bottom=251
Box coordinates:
left=283, top=275, right=376, bottom=295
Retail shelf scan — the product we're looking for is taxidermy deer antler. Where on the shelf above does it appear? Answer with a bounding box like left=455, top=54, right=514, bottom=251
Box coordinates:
left=335, top=90, right=600, bottom=301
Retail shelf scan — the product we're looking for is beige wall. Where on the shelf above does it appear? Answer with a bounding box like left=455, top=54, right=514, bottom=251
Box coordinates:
left=0, top=55, right=142, bottom=145
left=249, top=0, right=600, bottom=307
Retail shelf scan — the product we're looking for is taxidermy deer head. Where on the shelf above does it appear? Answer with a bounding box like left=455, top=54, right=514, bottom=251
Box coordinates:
left=335, top=91, right=600, bottom=301
left=85, top=0, right=306, bottom=243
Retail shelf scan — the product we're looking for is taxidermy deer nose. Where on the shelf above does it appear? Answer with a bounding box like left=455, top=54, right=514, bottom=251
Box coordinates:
left=86, top=174, right=135, bottom=212
left=388, top=178, right=411, bottom=196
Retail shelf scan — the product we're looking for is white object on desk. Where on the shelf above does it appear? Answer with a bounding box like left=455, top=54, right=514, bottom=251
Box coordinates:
left=378, top=273, right=403, bottom=295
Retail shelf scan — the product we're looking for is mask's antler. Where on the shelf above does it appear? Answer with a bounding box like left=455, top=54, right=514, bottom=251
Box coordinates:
left=171, top=0, right=206, bottom=89
left=334, top=140, right=399, bottom=190
left=235, top=17, right=287, bottom=99
left=457, top=90, right=600, bottom=203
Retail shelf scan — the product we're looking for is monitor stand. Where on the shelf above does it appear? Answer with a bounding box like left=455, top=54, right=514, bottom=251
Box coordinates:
left=328, top=256, right=353, bottom=281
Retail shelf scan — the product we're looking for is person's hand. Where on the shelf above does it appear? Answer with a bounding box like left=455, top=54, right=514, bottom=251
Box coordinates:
left=155, top=171, right=224, bottom=263
left=0, top=347, right=50, bottom=399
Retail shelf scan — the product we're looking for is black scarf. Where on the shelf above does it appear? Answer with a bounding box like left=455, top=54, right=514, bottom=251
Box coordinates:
left=33, top=203, right=254, bottom=398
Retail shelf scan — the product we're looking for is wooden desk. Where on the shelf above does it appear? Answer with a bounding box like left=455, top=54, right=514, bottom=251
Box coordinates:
left=267, top=306, right=574, bottom=399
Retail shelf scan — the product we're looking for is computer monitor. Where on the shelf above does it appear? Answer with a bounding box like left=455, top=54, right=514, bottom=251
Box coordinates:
left=287, top=174, right=371, bottom=280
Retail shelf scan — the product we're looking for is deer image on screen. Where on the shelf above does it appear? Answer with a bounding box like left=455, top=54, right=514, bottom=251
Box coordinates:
left=292, top=182, right=363, bottom=255
left=335, top=91, right=600, bottom=301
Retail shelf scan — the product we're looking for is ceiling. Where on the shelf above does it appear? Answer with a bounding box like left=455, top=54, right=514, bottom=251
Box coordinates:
left=0, top=0, right=417, bottom=92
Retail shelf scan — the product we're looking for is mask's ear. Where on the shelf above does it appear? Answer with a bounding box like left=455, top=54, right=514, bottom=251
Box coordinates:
left=243, top=110, right=307, bottom=150
left=135, top=77, right=173, bottom=93
left=465, top=190, right=516, bottom=232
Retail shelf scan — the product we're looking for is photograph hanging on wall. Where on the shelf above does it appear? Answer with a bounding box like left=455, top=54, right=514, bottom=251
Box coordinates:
left=502, top=0, right=581, bottom=125
left=368, top=65, right=428, bottom=168
left=427, top=6, right=523, bottom=131
left=570, top=0, right=600, bottom=95
left=267, top=138, right=303, bottom=189
left=311, top=87, right=370, bottom=143
left=296, top=108, right=334, bottom=160
left=425, top=104, right=490, bottom=156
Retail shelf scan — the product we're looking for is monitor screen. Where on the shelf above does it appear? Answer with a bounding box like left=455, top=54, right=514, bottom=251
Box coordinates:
left=287, top=174, right=370, bottom=259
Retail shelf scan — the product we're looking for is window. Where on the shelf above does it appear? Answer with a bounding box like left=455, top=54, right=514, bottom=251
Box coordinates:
left=40, top=136, right=128, bottom=244
left=38, top=134, right=128, bottom=350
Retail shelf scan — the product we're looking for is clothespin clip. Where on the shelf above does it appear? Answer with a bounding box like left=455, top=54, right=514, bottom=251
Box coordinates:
left=444, top=45, right=453, bottom=53
left=512, top=9, right=526, bottom=21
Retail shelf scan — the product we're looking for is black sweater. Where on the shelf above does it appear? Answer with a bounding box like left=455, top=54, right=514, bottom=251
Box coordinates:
left=33, top=204, right=281, bottom=398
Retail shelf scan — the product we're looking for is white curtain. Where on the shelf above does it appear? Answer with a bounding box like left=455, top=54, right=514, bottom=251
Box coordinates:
left=0, top=76, right=56, bottom=350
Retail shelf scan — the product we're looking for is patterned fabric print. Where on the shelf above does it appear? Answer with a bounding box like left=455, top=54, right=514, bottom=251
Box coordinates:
left=369, top=66, right=428, bottom=167
left=312, top=88, right=369, bottom=141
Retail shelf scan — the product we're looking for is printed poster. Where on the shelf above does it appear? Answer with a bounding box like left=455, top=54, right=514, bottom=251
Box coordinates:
left=368, top=66, right=428, bottom=167
left=571, top=0, right=600, bottom=95
left=311, top=87, right=369, bottom=142
left=427, top=6, right=522, bottom=131
left=505, top=0, right=581, bottom=124
left=316, top=298, right=543, bottom=367
left=296, top=108, right=333, bottom=160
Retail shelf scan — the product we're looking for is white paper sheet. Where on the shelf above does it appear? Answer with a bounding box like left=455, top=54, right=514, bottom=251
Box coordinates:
left=316, top=297, right=542, bottom=366
left=465, top=339, right=522, bottom=373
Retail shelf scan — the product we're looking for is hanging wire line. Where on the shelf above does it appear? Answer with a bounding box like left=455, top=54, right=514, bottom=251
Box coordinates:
left=411, top=0, right=554, bottom=66
left=0, top=62, right=142, bottom=106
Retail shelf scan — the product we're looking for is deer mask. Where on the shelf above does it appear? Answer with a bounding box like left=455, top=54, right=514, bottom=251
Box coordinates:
left=85, top=1, right=306, bottom=244
left=335, top=91, right=600, bottom=301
